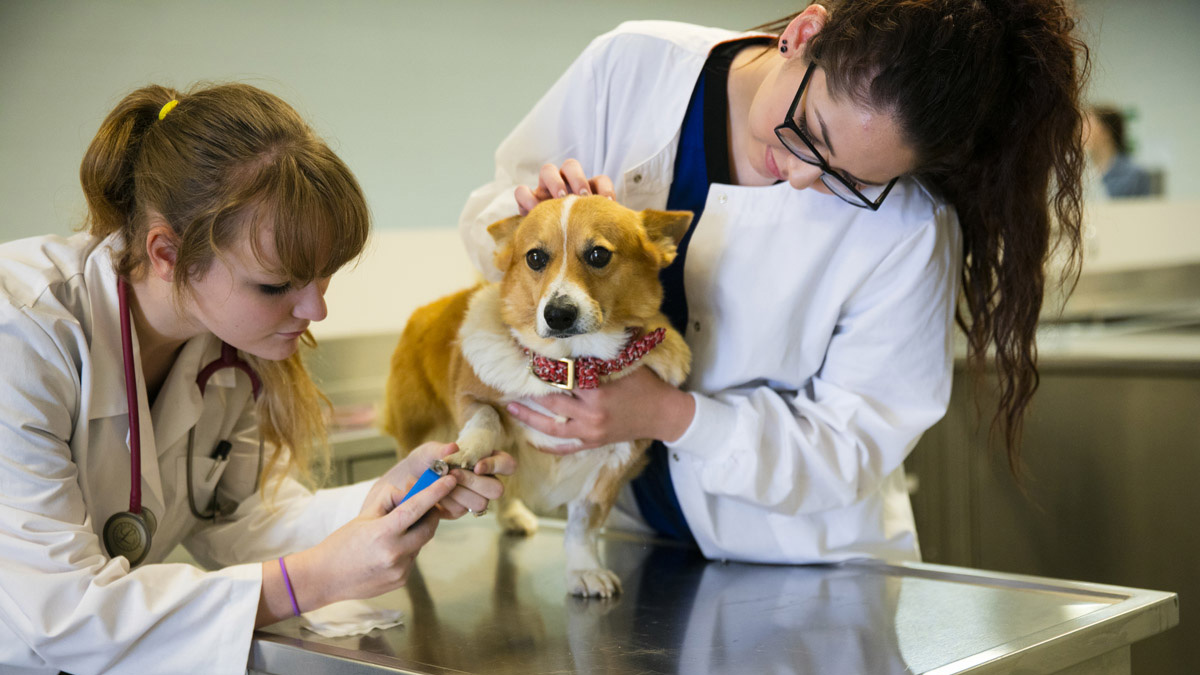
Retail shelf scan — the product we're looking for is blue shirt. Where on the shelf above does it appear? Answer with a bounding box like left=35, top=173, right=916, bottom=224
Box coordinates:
left=630, top=38, right=762, bottom=545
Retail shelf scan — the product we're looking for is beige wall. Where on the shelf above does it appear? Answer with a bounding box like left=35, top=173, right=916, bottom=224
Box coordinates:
left=5, top=1, right=1198, bottom=340
left=316, top=227, right=477, bottom=340
left=0, top=0, right=795, bottom=242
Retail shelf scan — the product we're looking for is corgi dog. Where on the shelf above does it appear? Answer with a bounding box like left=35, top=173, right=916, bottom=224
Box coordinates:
left=383, top=195, right=692, bottom=597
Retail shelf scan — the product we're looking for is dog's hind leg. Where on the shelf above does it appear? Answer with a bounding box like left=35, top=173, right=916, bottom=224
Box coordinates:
left=497, top=495, right=539, bottom=536
left=383, top=370, right=453, bottom=457
left=493, top=449, right=538, bottom=535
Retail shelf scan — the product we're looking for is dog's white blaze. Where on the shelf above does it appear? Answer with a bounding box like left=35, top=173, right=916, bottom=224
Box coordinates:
left=535, top=195, right=575, bottom=337
left=554, top=195, right=576, bottom=287
left=534, top=194, right=607, bottom=339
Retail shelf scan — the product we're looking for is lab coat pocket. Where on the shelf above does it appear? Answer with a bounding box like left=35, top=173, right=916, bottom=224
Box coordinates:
left=621, top=149, right=672, bottom=205
left=177, top=453, right=225, bottom=517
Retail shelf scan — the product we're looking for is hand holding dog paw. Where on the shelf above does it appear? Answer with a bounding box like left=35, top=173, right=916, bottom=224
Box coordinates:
left=397, top=441, right=516, bottom=520
left=515, top=159, right=616, bottom=215
left=367, top=442, right=455, bottom=516
left=442, top=450, right=516, bottom=520
left=443, top=428, right=494, bottom=470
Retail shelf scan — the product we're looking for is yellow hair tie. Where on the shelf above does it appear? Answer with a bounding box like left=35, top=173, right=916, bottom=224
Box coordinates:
left=158, top=99, right=179, bottom=120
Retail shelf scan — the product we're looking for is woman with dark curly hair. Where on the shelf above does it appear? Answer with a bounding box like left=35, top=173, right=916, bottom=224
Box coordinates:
left=460, top=0, right=1087, bottom=565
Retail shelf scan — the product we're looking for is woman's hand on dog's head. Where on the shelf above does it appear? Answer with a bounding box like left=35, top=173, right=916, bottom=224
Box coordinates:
left=515, top=159, right=616, bottom=215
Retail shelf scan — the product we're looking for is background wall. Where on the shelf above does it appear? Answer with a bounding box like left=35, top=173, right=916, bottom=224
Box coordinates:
left=0, top=0, right=793, bottom=243
left=4, top=1, right=1198, bottom=339
left=3, top=0, right=1199, bottom=248
left=1078, top=0, right=1200, bottom=200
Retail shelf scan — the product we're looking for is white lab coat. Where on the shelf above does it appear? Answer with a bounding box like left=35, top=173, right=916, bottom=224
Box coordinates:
left=0, top=233, right=372, bottom=674
left=460, top=21, right=961, bottom=564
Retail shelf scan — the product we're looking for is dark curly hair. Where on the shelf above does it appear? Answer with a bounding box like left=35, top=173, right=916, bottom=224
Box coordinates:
left=758, top=0, right=1090, bottom=473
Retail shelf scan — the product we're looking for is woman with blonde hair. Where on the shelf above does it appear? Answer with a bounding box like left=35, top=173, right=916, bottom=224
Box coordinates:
left=0, top=82, right=512, bottom=674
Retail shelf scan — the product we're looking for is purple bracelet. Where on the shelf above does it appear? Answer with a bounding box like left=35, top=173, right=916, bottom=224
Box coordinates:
left=278, top=556, right=301, bottom=616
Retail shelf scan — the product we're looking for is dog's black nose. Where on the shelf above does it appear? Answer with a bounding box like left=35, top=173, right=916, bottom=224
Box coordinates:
left=544, top=301, right=578, bottom=331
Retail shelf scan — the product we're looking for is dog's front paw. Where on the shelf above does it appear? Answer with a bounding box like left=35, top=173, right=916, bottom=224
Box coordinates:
left=446, top=428, right=495, bottom=469
left=567, top=568, right=622, bottom=598
left=441, top=450, right=477, bottom=470
left=498, top=499, right=539, bottom=536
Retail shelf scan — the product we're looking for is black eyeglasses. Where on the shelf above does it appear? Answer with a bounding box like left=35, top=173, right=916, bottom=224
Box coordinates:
left=773, top=62, right=898, bottom=211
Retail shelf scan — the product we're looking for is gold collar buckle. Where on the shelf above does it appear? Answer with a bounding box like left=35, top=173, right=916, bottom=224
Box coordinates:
left=542, top=356, right=575, bottom=390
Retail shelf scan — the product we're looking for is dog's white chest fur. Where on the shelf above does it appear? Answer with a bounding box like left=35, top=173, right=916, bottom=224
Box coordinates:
left=459, top=284, right=573, bottom=400
left=458, top=284, right=637, bottom=508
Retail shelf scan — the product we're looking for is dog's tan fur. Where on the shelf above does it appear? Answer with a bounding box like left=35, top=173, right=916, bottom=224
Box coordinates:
left=383, top=196, right=691, bottom=597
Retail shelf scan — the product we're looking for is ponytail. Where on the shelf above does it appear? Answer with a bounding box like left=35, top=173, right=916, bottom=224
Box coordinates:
left=80, top=85, right=182, bottom=278
left=936, top=1, right=1087, bottom=475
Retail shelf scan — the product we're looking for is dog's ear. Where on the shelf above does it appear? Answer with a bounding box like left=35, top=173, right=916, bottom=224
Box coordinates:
left=639, top=209, right=694, bottom=268
left=486, top=214, right=522, bottom=273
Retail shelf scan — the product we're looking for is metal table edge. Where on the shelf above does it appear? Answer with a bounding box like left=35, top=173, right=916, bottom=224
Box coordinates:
left=251, top=633, right=428, bottom=675
left=849, top=561, right=1180, bottom=674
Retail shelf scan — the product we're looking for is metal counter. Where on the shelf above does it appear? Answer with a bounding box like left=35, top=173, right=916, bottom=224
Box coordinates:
left=250, top=517, right=1177, bottom=675
left=908, top=346, right=1200, bottom=673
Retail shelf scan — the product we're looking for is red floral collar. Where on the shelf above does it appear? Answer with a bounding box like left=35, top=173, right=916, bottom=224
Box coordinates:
left=524, top=328, right=666, bottom=390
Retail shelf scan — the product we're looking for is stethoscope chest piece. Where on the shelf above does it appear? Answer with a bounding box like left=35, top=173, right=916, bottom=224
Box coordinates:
left=103, top=507, right=157, bottom=567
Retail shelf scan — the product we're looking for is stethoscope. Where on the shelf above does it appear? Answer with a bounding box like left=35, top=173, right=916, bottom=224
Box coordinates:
left=102, top=277, right=264, bottom=567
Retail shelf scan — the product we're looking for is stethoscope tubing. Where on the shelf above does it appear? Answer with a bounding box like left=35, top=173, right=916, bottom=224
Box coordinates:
left=117, top=277, right=145, bottom=515
left=116, top=277, right=264, bottom=523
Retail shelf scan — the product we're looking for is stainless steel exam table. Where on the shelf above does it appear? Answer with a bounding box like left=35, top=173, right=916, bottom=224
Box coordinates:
left=250, top=516, right=1177, bottom=674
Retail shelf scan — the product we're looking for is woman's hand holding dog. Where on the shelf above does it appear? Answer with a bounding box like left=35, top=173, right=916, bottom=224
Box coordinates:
left=268, top=443, right=515, bottom=617
left=514, top=159, right=616, bottom=215
left=506, top=368, right=697, bottom=454
left=381, top=441, right=515, bottom=518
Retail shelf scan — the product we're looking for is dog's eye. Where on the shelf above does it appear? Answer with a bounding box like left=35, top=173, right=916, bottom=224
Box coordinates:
left=585, top=246, right=612, bottom=268
left=526, top=249, right=549, bottom=271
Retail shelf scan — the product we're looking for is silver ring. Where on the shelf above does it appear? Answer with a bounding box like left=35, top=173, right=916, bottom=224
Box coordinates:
left=473, top=507, right=488, bottom=518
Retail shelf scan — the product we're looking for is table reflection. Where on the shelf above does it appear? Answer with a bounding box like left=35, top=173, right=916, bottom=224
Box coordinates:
left=367, top=520, right=910, bottom=674
left=255, top=517, right=1143, bottom=675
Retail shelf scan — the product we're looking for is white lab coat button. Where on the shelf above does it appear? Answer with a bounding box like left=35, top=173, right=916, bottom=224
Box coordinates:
left=692, top=320, right=701, bottom=332
left=632, top=173, right=643, bottom=184
left=672, top=453, right=680, bottom=461
left=718, top=193, right=728, bottom=204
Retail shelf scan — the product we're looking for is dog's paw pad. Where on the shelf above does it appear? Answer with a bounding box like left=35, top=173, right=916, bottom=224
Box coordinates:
left=567, top=568, right=622, bottom=598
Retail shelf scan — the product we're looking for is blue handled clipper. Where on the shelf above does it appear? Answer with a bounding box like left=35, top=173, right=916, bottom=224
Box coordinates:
left=399, top=459, right=450, bottom=504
